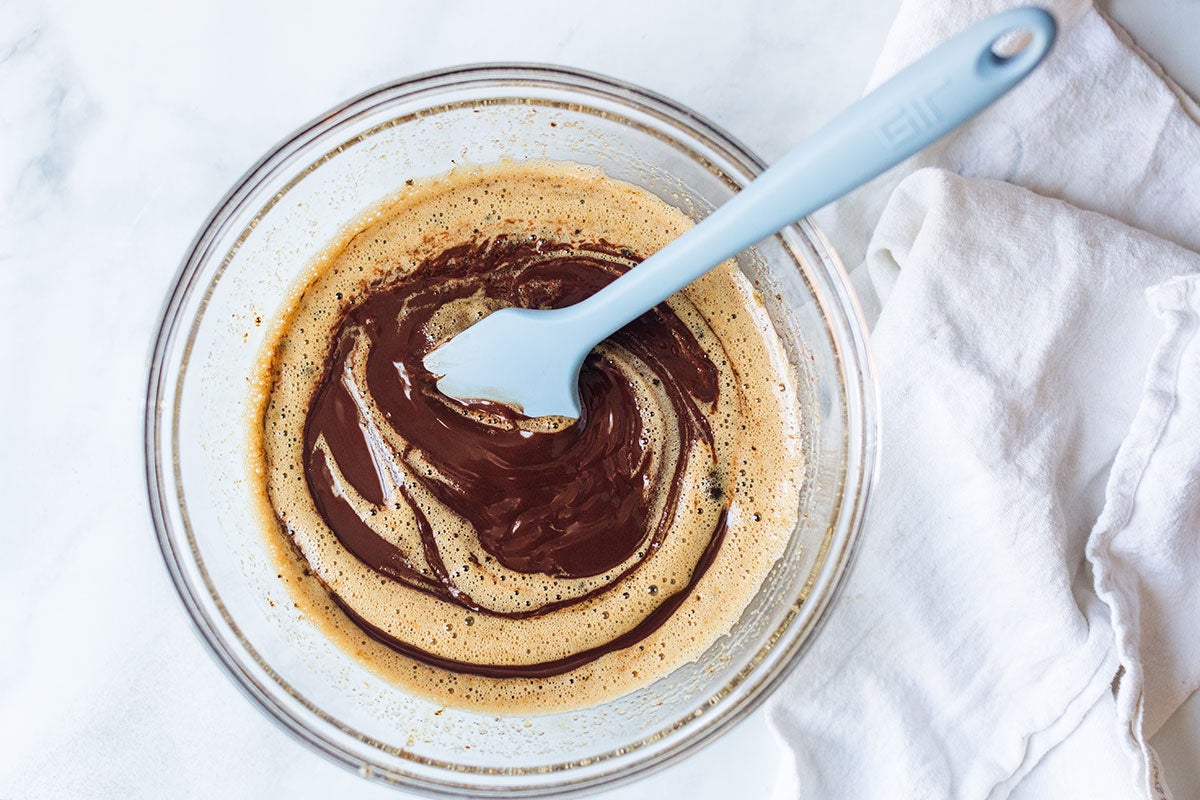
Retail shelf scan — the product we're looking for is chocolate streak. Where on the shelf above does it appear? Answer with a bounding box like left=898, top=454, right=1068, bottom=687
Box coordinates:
left=302, top=236, right=727, bottom=678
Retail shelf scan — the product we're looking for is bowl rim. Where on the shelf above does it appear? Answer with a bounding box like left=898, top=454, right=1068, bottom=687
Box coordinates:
left=144, top=62, right=880, bottom=797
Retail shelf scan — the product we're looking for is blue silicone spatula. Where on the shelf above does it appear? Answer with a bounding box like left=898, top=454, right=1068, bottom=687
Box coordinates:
left=424, top=6, right=1056, bottom=418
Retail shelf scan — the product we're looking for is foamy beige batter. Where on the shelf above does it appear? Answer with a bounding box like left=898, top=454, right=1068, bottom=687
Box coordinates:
left=250, top=161, right=803, bottom=713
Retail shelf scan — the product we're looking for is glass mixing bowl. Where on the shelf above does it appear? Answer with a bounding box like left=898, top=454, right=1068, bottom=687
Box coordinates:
left=145, top=64, right=878, bottom=797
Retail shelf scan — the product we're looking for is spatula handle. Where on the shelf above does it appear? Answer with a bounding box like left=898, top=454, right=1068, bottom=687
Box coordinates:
left=567, top=6, right=1056, bottom=338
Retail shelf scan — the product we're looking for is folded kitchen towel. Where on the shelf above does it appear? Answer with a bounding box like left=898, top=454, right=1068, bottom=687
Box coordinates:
left=1087, top=272, right=1200, bottom=796
left=818, top=0, right=1200, bottom=312
left=769, top=3, right=1200, bottom=798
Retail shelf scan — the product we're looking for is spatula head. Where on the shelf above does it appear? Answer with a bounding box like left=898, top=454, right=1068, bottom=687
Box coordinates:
left=422, top=307, right=589, bottom=419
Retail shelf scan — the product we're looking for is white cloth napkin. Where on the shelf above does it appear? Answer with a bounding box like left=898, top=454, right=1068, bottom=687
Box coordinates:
left=769, top=2, right=1200, bottom=798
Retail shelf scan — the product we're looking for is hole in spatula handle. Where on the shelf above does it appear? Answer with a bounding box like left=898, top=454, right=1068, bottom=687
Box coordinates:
left=991, top=28, right=1035, bottom=60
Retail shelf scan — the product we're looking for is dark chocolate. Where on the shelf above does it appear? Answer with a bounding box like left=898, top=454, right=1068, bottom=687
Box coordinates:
left=301, top=236, right=727, bottom=677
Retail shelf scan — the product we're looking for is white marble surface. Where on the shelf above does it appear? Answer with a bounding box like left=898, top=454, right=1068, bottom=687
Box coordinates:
left=1, top=1, right=1196, bottom=798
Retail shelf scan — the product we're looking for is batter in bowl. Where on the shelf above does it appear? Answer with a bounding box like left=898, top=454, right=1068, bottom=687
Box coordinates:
left=251, top=161, right=803, bottom=713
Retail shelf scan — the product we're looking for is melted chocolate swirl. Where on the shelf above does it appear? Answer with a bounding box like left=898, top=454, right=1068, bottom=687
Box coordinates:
left=302, top=236, right=728, bottom=677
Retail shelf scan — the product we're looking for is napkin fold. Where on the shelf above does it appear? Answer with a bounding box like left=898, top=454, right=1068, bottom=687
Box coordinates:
left=769, top=2, right=1200, bottom=798
left=1089, top=272, right=1200, bottom=794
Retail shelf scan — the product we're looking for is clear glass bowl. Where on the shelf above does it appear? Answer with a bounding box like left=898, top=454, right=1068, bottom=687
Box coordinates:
left=145, top=64, right=878, bottom=797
